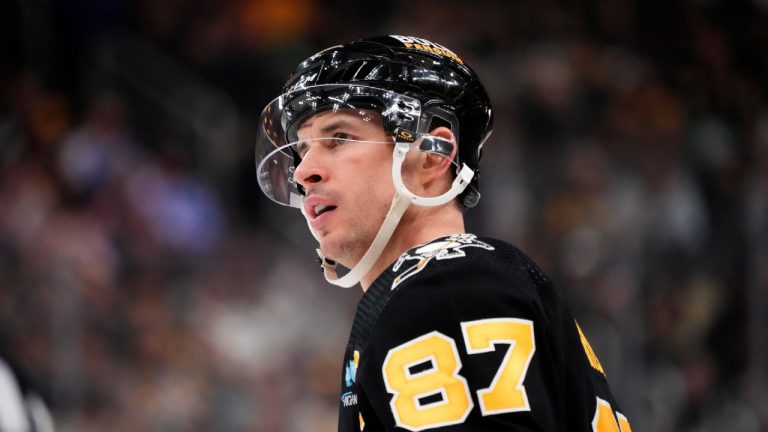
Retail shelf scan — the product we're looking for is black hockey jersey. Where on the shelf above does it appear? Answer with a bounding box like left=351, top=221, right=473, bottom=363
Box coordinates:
left=338, top=234, right=632, bottom=432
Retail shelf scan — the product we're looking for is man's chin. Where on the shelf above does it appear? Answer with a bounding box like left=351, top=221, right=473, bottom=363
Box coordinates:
left=316, top=238, right=340, bottom=262
left=317, top=239, right=359, bottom=269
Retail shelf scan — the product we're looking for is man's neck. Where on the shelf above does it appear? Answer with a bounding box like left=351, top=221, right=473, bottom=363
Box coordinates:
left=359, top=204, right=465, bottom=291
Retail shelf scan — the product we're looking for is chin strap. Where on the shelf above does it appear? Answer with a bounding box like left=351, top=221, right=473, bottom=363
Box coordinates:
left=315, top=138, right=475, bottom=288
left=317, top=192, right=411, bottom=288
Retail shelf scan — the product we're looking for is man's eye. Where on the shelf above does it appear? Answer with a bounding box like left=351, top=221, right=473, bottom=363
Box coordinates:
left=335, top=132, right=353, bottom=141
left=331, top=133, right=353, bottom=146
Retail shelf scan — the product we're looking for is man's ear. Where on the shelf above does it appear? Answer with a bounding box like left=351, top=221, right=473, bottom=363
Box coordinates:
left=420, top=126, right=457, bottom=180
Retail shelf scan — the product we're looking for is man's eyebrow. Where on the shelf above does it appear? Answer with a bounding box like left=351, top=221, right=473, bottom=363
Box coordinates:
left=298, top=112, right=359, bottom=133
left=320, top=119, right=354, bottom=134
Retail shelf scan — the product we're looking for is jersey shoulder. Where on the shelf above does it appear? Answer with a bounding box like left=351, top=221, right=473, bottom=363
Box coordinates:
left=360, top=234, right=565, bottom=348
left=385, top=233, right=557, bottom=315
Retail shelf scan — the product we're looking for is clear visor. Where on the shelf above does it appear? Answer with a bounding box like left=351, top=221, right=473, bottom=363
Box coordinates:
left=256, top=136, right=393, bottom=208
left=256, top=135, right=459, bottom=207
left=256, top=84, right=433, bottom=207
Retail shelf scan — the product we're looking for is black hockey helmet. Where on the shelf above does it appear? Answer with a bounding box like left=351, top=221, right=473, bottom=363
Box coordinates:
left=278, top=35, right=493, bottom=208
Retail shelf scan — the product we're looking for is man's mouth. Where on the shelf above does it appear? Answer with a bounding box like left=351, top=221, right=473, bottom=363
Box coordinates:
left=314, top=204, right=337, bottom=217
left=303, top=197, right=338, bottom=231
left=307, top=203, right=337, bottom=231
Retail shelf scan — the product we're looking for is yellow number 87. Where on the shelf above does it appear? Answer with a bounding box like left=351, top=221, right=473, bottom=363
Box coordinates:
left=382, top=318, right=535, bottom=430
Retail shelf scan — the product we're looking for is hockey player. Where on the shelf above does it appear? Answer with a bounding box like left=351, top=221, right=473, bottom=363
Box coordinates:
left=255, top=35, right=631, bottom=432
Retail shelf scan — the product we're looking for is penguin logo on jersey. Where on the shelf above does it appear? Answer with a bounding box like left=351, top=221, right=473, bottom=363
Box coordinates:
left=391, top=234, right=494, bottom=289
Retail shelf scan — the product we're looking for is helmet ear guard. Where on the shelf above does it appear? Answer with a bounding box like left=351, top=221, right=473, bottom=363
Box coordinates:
left=417, top=135, right=454, bottom=157
left=391, top=135, right=474, bottom=207
left=411, top=133, right=481, bottom=209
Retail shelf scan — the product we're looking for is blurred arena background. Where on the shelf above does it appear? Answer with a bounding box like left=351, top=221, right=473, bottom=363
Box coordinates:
left=0, top=0, right=766, bottom=431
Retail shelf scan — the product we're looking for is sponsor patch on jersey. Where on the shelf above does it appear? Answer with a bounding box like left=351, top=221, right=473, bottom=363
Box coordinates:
left=341, top=351, right=360, bottom=408
left=341, top=391, right=358, bottom=407
left=389, top=35, right=464, bottom=64
left=391, top=233, right=494, bottom=289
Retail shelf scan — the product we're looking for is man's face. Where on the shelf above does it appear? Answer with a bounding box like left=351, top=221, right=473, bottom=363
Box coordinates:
left=294, top=109, right=395, bottom=267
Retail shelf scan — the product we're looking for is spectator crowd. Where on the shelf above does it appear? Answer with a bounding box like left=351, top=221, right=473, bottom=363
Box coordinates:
left=0, top=0, right=766, bottom=431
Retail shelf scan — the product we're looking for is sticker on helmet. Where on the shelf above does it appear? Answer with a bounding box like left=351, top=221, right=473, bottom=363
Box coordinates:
left=389, top=35, right=464, bottom=64
left=397, top=130, right=416, bottom=142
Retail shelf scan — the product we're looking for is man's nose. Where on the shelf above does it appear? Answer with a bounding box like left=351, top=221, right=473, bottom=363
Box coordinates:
left=293, top=145, right=328, bottom=190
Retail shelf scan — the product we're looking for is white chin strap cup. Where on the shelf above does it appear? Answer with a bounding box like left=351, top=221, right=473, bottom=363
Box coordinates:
left=317, top=137, right=475, bottom=288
